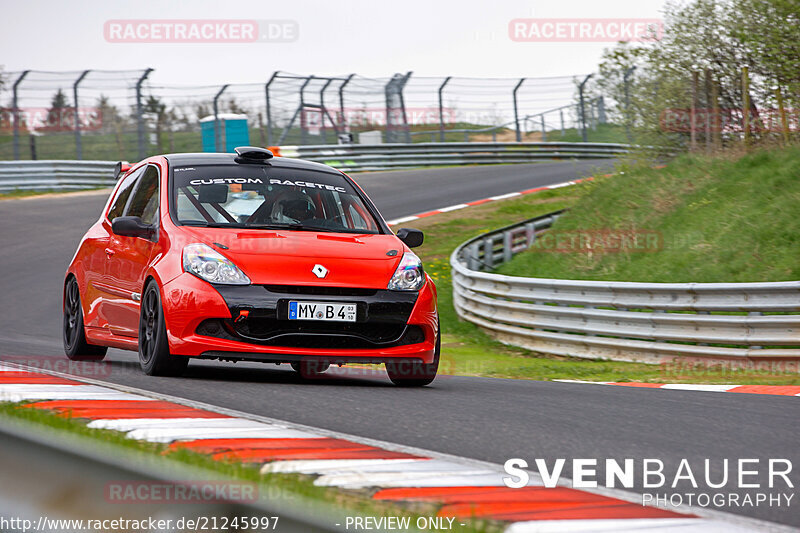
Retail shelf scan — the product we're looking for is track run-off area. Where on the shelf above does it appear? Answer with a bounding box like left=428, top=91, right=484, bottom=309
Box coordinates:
left=0, top=160, right=797, bottom=529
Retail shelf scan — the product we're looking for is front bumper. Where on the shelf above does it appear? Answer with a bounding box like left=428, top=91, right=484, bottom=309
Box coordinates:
left=161, top=273, right=438, bottom=364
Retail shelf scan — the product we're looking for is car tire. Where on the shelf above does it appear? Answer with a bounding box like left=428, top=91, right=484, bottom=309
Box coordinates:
left=291, top=360, right=331, bottom=378
left=63, top=276, right=107, bottom=361
left=386, top=328, right=440, bottom=387
left=138, top=280, right=188, bottom=377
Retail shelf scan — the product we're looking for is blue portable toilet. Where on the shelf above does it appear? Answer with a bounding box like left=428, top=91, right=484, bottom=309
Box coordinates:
left=200, top=113, right=250, bottom=152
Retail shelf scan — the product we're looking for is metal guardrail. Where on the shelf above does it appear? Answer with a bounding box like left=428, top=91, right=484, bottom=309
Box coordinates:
left=0, top=160, right=117, bottom=193
left=277, top=142, right=635, bottom=172
left=450, top=211, right=800, bottom=363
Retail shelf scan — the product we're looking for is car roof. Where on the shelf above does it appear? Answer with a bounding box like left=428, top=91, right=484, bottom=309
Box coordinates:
left=163, top=152, right=342, bottom=175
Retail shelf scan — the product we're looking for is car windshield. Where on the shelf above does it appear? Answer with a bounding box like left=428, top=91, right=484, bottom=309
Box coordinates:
left=170, top=164, right=381, bottom=234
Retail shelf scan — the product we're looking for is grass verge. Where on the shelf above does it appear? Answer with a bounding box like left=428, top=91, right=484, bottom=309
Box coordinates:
left=412, top=152, right=800, bottom=385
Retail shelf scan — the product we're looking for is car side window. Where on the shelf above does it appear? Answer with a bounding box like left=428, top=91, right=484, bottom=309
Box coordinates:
left=107, top=167, right=143, bottom=222
left=125, top=165, right=159, bottom=225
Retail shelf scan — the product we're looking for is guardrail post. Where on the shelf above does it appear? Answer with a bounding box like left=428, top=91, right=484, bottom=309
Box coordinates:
left=513, top=78, right=525, bottom=142
left=213, top=84, right=229, bottom=152
left=265, top=71, right=278, bottom=146
left=502, top=231, right=513, bottom=262
left=578, top=74, right=592, bottom=142
left=483, top=237, right=494, bottom=270
left=438, top=76, right=452, bottom=142
left=135, top=68, right=153, bottom=160
left=12, top=70, right=30, bottom=160
left=73, top=70, right=90, bottom=160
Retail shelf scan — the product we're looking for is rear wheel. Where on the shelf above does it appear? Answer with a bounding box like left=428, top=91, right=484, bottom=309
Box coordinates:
left=291, top=360, right=331, bottom=378
left=138, top=280, right=188, bottom=377
left=63, top=277, right=107, bottom=361
left=386, top=329, right=440, bottom=387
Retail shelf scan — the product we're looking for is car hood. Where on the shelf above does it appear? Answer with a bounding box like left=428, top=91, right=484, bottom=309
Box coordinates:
left=178, top=227, right=404, bottom=288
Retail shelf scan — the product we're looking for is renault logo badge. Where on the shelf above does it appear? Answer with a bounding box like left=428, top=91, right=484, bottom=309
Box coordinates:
left=312, top=264, right=328, bottom=278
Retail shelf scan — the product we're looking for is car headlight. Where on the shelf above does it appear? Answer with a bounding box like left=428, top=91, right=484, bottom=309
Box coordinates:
left=387, top=252, right=425, bottom=291
left=182, top=243, right=250, bottom=285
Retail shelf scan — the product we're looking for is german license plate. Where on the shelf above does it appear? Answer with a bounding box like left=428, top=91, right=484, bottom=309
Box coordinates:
left=288, top=301, right=357, bottom=322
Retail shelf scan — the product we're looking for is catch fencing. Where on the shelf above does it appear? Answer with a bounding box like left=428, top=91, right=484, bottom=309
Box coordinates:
left=450, top=211, right=800, bottom=363
left=1, top=69, right=607, bottom=163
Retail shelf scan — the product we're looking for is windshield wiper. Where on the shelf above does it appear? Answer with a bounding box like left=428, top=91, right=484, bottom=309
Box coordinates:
left=246, top=223, right=339, bottom=233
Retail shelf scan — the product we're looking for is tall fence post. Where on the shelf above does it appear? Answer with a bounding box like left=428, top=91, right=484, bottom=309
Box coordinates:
left=623, top=66, right=636, bottom=143
left=135, top=68, right=153, bottom=160
left=540, top=115, right=546, bottom=141
left=319, top=79, right=333, bottom=144
left=73, top=70, right=90, bottom=160
left=690, top=70, right=698, bottom=151
left=742, top=66, right=751, bottom=147
left=711, top=78, right=721, bottom=150
left=12, top=70, right=30, bottom=161
left=338, top=74, right=354, bottom=134
left=775, top=86, right=790, bottom=145
left=559, top=108, right=565, bottom=136
left=512, top=78, right=525, bottom=142
left=299, top=75, right=313, bottom=146
left=213, top=84, right=229, bottom=152
left=399, top=71, right=412, bottom=143
left=265, top=71, right=278, bottom=146
left=438, top=76, right=452, bottom=142
left=578, top=74, right=592, bottom=142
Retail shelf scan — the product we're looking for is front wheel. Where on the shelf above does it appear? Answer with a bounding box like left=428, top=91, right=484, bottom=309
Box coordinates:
left=385, top=329, right=440, bottom=387
left=138, top=280, right=188, bottom=377
left=63, top=277, right=107, bottom=361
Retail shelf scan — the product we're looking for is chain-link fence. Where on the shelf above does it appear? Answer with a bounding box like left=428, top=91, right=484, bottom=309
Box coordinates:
left=0, top=69, right=609, bottom=162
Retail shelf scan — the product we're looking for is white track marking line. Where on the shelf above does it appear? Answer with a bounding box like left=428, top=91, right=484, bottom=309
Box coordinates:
left=262, top=459, right=424, bottom=474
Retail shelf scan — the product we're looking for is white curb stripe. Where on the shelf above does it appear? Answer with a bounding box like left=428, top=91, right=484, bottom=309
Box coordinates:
left=0, top=384, right=153, bottom=402
left=87, top=418, right=275, bottom=431
left=386, top=215, right=419, bottom=225
left=438, top=203, right=469, bottom=212
left=262, top=459, right=424, bottom=474
left=314, top=469, right=497, bottom=488
left=660, top=384, right=739, bottom=392
left=489, top=192, right=522, bottom=201
left=313, top=459, right=476, bottom=474
left=126, top=427, right=316, bottom=443
left=335, top=472, right=515, bottom=488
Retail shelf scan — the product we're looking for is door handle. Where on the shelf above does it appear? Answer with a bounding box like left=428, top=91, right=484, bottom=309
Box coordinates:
left=104, top=248, right=115, bottom=257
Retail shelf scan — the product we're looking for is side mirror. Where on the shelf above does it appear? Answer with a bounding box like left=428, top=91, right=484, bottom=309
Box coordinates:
left=396, top=228, right=424, bottom=248
left=112, top=216, right=154, bottom=239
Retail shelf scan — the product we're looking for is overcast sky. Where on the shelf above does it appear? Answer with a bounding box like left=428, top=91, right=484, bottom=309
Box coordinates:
left=2, top=0, right=671, bottom=84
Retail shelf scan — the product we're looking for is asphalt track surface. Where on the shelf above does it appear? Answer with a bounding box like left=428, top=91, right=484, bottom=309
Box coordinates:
left=1, top=160, right=798, bottom=528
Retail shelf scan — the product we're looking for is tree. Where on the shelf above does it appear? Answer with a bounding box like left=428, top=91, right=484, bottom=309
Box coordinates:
left=46, top=88, right=70, bottom=130
left=144, top=95, right=167, bottom=151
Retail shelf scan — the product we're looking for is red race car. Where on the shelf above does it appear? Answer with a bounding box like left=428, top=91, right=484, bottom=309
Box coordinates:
left=63, top=147, right=439, bottom=386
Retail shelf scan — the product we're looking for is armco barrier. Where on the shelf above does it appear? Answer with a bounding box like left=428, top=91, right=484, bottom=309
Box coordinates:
left=276, top=141, right=636, bottom=171
left=1, top=142, right=646, bottom=192
left=450, top=211, right=800, bottom=363
left=0, top=160, right=118, bottom=193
